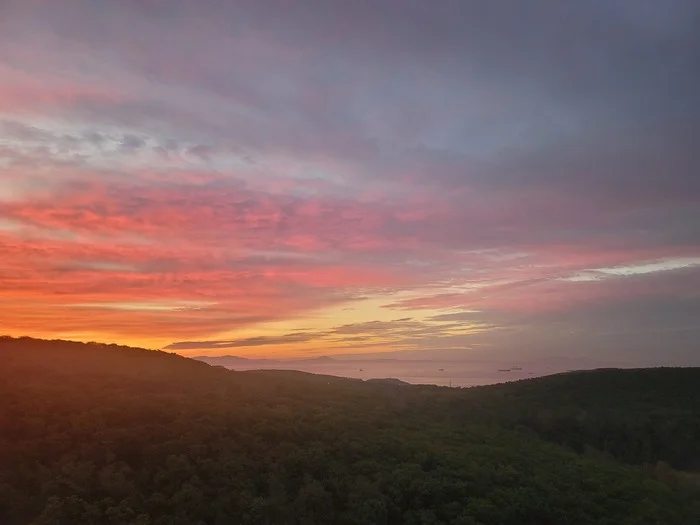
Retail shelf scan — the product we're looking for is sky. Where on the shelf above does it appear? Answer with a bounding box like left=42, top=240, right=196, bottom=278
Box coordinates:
left=1, top=0, right=699, bottom=364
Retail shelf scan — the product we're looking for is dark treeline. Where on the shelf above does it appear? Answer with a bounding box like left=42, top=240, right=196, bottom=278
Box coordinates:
left=1, top=336, right=699, bottom=524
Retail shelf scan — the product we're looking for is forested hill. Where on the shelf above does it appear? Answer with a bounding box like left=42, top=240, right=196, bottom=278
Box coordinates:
left=2, top=336, right=699, bottom=525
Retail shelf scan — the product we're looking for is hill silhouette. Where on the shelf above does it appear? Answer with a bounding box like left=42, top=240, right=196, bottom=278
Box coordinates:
left=1, top=336, right=699, bottom=524
left=195, top=355, right=340, bottom=367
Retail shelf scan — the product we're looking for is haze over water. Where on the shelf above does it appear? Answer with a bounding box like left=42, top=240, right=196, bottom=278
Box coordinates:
left=202, top=357, right=638, bottom=388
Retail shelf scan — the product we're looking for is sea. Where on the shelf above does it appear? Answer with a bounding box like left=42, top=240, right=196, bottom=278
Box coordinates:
left=213, top=359, right=623, bottom=388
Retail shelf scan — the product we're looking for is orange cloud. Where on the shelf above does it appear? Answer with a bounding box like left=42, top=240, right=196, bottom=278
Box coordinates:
left=0, top=176, right=423, bottom=349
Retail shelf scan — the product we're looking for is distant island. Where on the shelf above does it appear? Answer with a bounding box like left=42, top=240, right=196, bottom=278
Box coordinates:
left=364, top=377, right=410, bottom=386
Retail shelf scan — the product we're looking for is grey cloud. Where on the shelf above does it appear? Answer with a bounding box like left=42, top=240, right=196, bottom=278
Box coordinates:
left=10, top=0, right=697, bottom=216
left=120, top=133, right=146, bottom=151
left=330, top=319, right=420, bottom=336
left=165, top=332, right=316, bottom=350
left=428, top=311, right=482, bottom=323
left=168, top=315, right=490, bottom=352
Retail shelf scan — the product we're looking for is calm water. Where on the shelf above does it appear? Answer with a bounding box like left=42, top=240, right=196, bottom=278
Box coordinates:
left=220, top=360, right=607, bottom=387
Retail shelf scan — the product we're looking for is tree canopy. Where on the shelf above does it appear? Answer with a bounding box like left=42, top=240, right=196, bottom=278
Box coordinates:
left=1, top=336, right=699, bottom=524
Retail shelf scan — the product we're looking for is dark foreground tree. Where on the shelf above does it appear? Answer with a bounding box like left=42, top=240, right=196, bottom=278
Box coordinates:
left=1, top=336, right=699, bottom=524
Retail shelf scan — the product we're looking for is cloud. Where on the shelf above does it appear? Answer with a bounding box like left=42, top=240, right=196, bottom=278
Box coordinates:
left=0, top=0, right=698, bottom=361
left=165, top=332, right=317, bottom=351
left=427, top=311, right=482, bottom=323
left=166, top=315, right=493, bottom=354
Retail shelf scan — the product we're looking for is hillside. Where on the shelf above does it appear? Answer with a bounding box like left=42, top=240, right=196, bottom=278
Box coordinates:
left=1, top=336, right=699, bottom=525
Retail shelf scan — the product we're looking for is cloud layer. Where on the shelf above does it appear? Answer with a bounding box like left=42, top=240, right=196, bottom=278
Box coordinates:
left=1, top=0, right=699, bottom=362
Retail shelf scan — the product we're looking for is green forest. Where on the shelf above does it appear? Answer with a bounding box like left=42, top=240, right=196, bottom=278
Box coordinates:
left=1, top=336, right=699, bottom=524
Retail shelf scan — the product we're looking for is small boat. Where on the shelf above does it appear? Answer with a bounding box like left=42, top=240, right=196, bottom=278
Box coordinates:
left=438, top=368, right=444, bottom=371
left=497, top=369, right=511, bottom=372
